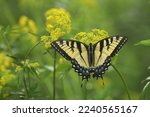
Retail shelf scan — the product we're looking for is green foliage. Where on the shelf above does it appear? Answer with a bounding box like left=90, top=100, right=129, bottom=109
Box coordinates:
left=135, top=39, right=150, bottom=46
left=0, top=0, right=150, bottom=100
left=142, top=76, right=150, bottom=99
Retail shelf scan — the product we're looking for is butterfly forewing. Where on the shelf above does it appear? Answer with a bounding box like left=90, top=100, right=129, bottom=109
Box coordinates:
left=51, top=40, right=90, bottom=68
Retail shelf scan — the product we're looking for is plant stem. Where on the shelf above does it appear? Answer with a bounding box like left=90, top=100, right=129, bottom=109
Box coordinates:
left=53, top=50, right=56, bottom=100
left=82, top=81, right=87, bottom=99
left=24, top=41, right=41, bottom=59
left=23, top=68, right=29, bottom=99
left=112, top=64, right=131, bottom=100
left=3, top=30, right=12, bottom=55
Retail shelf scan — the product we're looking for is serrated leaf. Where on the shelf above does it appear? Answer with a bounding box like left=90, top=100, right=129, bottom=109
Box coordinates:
left=135, top=39, right=150, bottom=46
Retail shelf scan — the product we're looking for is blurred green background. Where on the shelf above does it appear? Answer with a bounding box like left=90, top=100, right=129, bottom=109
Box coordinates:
left=0, top=0, right=150, bottom=100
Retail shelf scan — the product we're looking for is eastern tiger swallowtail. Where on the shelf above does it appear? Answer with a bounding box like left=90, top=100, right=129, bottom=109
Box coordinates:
left=51, top=36, right=128, bottom=80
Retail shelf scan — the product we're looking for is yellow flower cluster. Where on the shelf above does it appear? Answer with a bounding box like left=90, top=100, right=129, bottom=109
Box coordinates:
left=73, top=29, right=109, bottom=44
left=0, top=70, right=16, bottom=91
left=40, top=35, right=50, bottom=49
left=15, top=59, right=39, bottom=72
left=0, top=53, right=15, bottom=91
left=19, top=16, right=37, bottom=44
left=41, top=8, right=71, bottom=49
left=0, top=53, right=12, bottom=72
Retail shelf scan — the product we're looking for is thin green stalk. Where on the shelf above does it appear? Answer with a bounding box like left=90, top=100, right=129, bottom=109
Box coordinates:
left=46, top=49, right=57, bottom=99
left=52, top=50, right=56, bottom=100
left=27, top=68, right=31, bottom=89
left=82, top=80, right=87, bottom=99
left=23, top=68, right=29, bottom=99
left=24, top=41, right=41, bottom=59
left=3, top=31, right=12, bottom=55
left=112, top=64, right=131, bottom=100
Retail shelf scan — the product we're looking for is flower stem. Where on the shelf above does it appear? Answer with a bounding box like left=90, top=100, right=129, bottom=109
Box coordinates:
left=82, top=81, right=87, bottom=99
left=53, top=50, right=56, bottom=100
left=23, top=68, right=29, bottom=99
left=112, top=64, right=131, bottom=100
left=2, top=30, right=12, bottom=55
left=24, top=41, right=41, bottom=59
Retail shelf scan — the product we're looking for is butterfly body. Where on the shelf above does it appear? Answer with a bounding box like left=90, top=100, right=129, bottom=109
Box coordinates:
left=51, top=36, right=128, bottom=80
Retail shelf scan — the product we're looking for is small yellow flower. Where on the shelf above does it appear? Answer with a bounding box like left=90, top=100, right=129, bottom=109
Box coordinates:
left=28, top=19, right=37, bottom=33
left=41, top=35, right=49, bottom=42
left=0, top=70, right=16, bottom=91
left=50, top=28, right=65, bottom=41
left=40, top=35, right=52, bottom=48
left=15, top=65, right=22, bottom=72
left=45, top=8, right=71, bottom=36
left=21, top=59, right=29, bottom=65
left=0, top=53, right=13, bottom=72
left=44, top=41, right=51, bottom=49
left=41, top=8, right=71, bottom=49
left=73, top=32, right=86, bottom=40
left=73, top=29, right=109, bottom=45
left=0, top=53, right=16, bottom=91
left=29, top=62, right=39, bottom=68
left=19, top=16, right=37, bottom=33
left=19, top=16, right=28, bottom=27
left=19, top=16, right=38, bottom=44
left=15, top=59, right=39, bottom=73
left=47, top=24, right=54, bottom=31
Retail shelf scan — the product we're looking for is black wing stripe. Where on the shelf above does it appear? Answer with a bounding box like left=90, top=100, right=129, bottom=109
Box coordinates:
left=76, top=42, right=88, bottom=66
left=66, top=41, right=69, bottom=46
left=71, top=41, right=75, bottom=48
left=106, top=39, right=109, bottom=46
left=70, top=41, right=75, bottom=52
left=92, top=41, right=103, bottom=66
left=76, top=41, right=82, bottom=53
left=96, top=40, right=105, bottom=65
left=110, top=37, right=113, bottom=43
left=100, top=40, right=103, bottom=52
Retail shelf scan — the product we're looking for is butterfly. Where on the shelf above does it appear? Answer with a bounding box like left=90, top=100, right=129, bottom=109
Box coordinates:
left=51, top=36, right=128, bottom=81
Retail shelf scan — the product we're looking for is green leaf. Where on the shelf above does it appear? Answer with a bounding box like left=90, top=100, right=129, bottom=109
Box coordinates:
left=29, top=67, right=40, bottom=79
left=141, top=68, right=150, bottom=95
left=135, top=39, right=150, bottom=46
left=142, top=76, right=150, bottom=99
